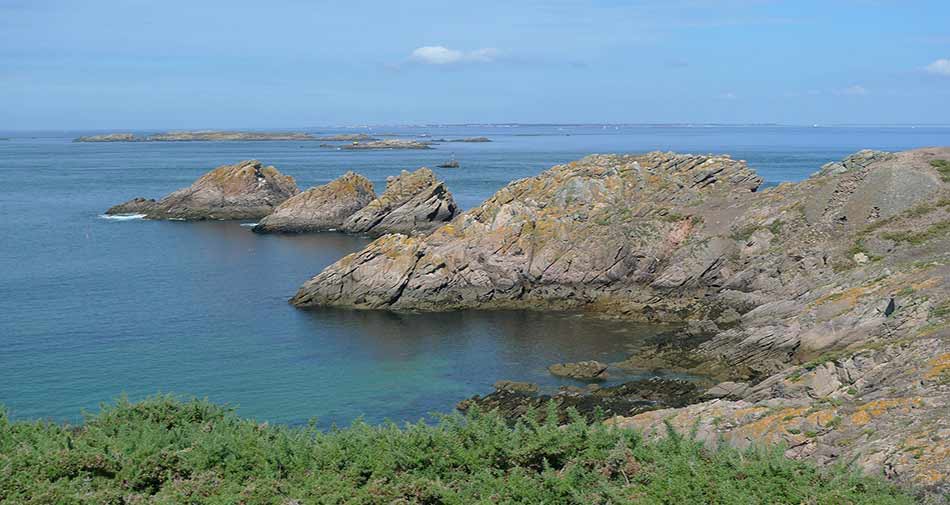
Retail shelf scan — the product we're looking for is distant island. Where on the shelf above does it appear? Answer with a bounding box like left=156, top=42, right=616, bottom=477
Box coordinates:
left=323, top=139, right=433, bottom=150
left=74, top=131, right=318, bottom=142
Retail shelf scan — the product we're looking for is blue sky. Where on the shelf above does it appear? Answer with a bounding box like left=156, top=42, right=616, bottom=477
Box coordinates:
left=2, top=0, right=949, bottom=129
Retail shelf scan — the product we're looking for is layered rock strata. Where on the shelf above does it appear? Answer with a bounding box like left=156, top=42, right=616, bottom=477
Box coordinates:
left=253, top=172, right=376, bottom=233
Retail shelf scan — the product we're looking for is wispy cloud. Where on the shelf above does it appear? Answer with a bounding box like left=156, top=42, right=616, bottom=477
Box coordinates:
left=409, top=46, right=498, bottom=65
left=836, top=85, right=869, bottom=96
left=925, top=58, right=950, bottom=76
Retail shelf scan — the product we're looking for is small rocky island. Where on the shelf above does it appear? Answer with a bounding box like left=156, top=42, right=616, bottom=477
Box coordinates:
left=106, top=160, right=299, bottom=220
left=291, top=147, right=950, bottom=492
left=315, top=133, right=379, bottom=142
left=252, top=172, right=376, bottom=234
left=76, top=131, right=317, bottom=142
left=338, top=139, right=432, bottom=150
left=340, top=167, right=458, bottom=236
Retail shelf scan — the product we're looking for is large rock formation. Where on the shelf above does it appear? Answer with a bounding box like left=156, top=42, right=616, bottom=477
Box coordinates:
left=252, top=172, right=376, bottom=233
left=340, top=167, right=459, bottom=236
left=292, top=148, right=950, bottom=492
left=106, top=160, right=299, bottom=220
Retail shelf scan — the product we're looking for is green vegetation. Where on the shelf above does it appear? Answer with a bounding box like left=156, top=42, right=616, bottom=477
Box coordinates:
left=0, top=397, right=917, bottom=504
left=931, top=159, right=950, bottom=183
left=880, top=220, right=950, bottom=246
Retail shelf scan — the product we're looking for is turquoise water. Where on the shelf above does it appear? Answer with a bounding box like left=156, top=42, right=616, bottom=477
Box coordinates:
left=1, top=125, right=948, bottom=425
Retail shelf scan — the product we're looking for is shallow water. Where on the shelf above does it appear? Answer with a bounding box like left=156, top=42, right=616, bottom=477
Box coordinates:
left=1, top=124, right=947, bottom=425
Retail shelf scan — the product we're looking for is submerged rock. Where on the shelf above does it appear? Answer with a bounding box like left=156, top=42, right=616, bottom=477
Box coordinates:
left=548, top=360, right=609, bottom=381
left=107, top=160, right=299, bottom=220
left=437, top=160, right=460, bottom=168
left=458, top=378, right=700, bottom=423
left=340, top=167, right=459, bottom=236
left=253, top=172, right=375, bottom=233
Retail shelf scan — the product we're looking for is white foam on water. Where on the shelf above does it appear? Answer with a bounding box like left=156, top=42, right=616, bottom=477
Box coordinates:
left=98, top=214, right=146, bottom=221
left=239, top=222, right=258, bottom=227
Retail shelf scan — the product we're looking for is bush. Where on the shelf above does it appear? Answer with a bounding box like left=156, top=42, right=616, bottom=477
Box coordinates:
left=0, top=396, right=916, bottom=504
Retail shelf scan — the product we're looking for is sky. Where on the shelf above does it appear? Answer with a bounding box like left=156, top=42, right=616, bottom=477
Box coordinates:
left=1, top=0, right=949, bottom=129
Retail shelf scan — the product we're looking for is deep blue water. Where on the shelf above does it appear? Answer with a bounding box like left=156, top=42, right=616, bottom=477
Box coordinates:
left=1, top=125, right=948, bottom=425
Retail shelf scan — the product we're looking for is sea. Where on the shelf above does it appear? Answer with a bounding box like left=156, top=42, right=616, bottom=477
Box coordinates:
left=1, top=124, right=947, bottom=426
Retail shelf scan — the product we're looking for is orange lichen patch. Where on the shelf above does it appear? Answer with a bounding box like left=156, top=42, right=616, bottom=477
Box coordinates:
left=911, top=277, right=942, bottom=290
left=811, top=282, right=883, bottom=308
left=913, top=442, right=950, bottom=485
left=923, top=353, right=950, bottom=380
left=736, top=407, right=808, bottom=438
left=849, top=398, right=921, bottom=427
left=805, top=409, right=837, bottom=427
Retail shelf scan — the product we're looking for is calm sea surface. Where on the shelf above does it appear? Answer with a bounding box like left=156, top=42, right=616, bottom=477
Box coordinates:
left=1, top=125, right=947, bottom=425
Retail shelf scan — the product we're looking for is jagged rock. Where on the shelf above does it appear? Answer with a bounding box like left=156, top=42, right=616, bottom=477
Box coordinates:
left=106, top=160, right=299, bottom=220
left=493, top=380, right=539, bottom=393
left=340, top=167, right=458, bottom=236
left=548, top=360, right=609, bottom=381
left=253, top=172, right=375, bottom=233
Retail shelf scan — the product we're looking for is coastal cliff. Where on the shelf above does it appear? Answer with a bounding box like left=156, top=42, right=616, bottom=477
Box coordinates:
left=291, top=148, right=950, bottom=493
left=252, top=172, right=376, bottom=233
left=106, top=160, right=299, bottom=220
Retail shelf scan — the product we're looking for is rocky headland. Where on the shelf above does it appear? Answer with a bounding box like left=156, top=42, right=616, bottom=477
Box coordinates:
left=291, top=147, right=950, bottom=494
left=252, top=172, right=376, bottom=233
left=339, top=167, right=459, bottom=236
left=106, top=160, right=299, bottom=220
left=76, top=131, right=317, bottom=142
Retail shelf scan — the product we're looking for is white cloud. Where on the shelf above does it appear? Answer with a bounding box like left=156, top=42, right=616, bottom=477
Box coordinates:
left=720, top=92, right=737, bottom=100
left=409, top=46, right=498, bottom=65
left=925, top=58, right=950, bottom=76
left=838, top=85, right=868, bottom=96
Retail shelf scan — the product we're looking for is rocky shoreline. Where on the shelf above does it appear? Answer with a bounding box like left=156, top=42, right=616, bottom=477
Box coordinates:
left=289, top=147, right=950, bottom=494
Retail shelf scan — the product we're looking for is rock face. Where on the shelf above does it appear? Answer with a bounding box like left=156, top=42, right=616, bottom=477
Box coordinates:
left=107, top=160, right=299, bottom=220
left=548, top=360, right=609, bottom=381
left=252, top=172, right=375, bottom=233
left=293, top=147, right=950, bottom=492
left=339, top=167, right=459, bottom=236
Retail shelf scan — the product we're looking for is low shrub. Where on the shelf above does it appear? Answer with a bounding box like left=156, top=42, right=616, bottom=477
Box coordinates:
left=0, top=396, right=917, bottom=504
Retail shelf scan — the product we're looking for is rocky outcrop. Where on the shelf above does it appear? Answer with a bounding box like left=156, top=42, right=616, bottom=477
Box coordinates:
left=339, top=167, right=459, bottom=236
left=548, top=360, right=609, bottom=380
left=607, top=338, right=950, bottom=497
left=77, top=131, right=317, bottom=142
left=293, top=147, right=950, bottom=491
left=107, top=160, right=299, bottom=220
left=252, top=172, right=375, bottom=233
